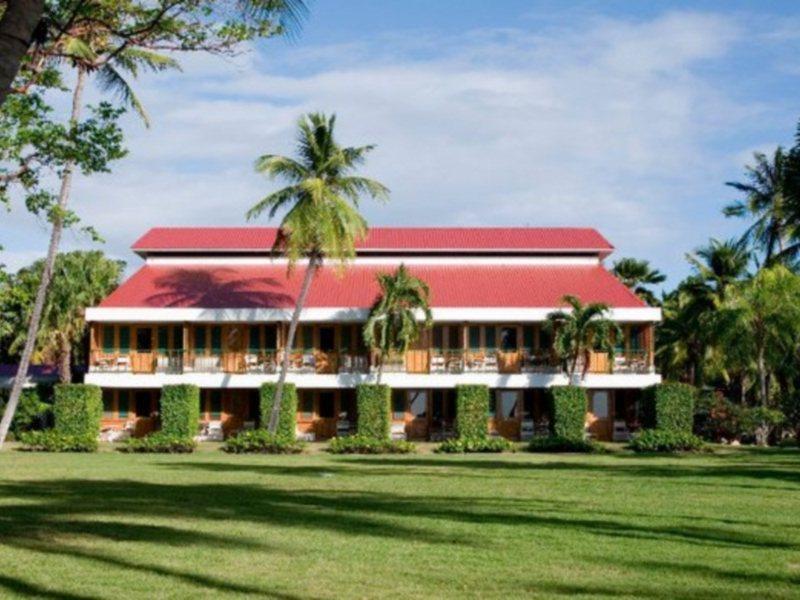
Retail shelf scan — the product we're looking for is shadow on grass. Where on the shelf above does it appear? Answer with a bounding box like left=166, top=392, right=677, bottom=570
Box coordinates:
left=0, top=574, right=99, bottom=600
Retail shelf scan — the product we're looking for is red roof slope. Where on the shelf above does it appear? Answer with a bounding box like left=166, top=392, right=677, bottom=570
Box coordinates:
left=132, top=227, right=613, bottom=254
left=99, top=264, right=645, bottom=309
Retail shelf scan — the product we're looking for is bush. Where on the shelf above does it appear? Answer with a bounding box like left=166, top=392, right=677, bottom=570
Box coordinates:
left=742, top=407, right=785, bottom=446
left=547, top=386, right=586, bottom=441
left=694, top=391, right=747, bottom=442
left=356, top=384, right=391, bottom=440
left=119, top=432, right=196, bottom=454
left=53, top=384, right=102, bottom=437
left=455, top=385, right=489, bottom=439
left=0, top=385, right=52, bottom=434
left=221, top=430, right=305, bottom=454
left=435, top=436, right=516, bottom=453
left=259, top=383, right=297, bottom=439
left=642, top=382, right=695, bottom=434
left=629, top=429, right=705, bottom=453
left=18, top=430, right=98, bottom=452
left=328, top=434, right=416, bottom=454
left=527, top=436, right=601, bottom=453
left=160, top=384, right=200, bottom=438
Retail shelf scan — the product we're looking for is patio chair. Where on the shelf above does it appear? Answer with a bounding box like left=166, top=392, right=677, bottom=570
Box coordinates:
left=612, top=420, right=632, bottom=442
left=520, top=419, right=535, bottom=441
left=336, top=418, right=351, bottom=438
left=301, top=353, right=316, bottom=373
left=115, top=355, right=130, bottom=372
left=483, top=353, right=498, bottom=371
left=430, top=355, right=446, bottom=373
left=390, top=422, right=407, bottom=440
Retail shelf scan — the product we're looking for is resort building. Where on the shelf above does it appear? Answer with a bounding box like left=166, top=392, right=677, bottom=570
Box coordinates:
left=84, top=227, right=661, bottom=441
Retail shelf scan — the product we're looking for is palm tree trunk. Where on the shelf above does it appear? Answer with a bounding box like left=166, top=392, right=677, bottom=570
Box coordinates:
left=376, top=353, right=384, bottom=386
left=0, top=0, right=44, bottom=106
left=0, top=67, right=85, bottom=449
left=58, top=334, right=71, bottom=383
left=267, top=253, right=319, bottom=434
left=757, top=345, right=768, bottom=407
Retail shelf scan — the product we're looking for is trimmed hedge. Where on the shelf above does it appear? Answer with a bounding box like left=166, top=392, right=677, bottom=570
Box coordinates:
left=53, top=384, right=102, bottom=437
left=435, top=437, right=516, bottom=453
left=160, top=384, right=200, bottom=438
left=18, top=430, right=98, bottom=452
left=547, top=386, right=586, bottom=441
left=629, top=429, right=705, bottom=453
left=222, top=430, right=305, bottom=454
left=455, top=385, right=489, bottom=439
left=259, top=383, right=297, bottom=439
left=527, top=436, right=601, bottom=453
left=119, top=432, right=196, bottom=454
left=641, top=383, right=695, bottom=434
left=356, top=384, right=391, bottom=440
left=328, top=434, right=416, bottom=454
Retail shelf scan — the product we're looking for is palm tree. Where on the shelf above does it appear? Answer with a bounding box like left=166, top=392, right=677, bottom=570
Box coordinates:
left=545, top=295, right=621, bottom=381
left=247, top=113, right=389, bottom=433
left=725, top=148, right=792, bottom=266
left=685, top=238, right=750, bottom=303
left=363, top=264, right=432, bottom=384
left=611, top=257, right=665, bottom=306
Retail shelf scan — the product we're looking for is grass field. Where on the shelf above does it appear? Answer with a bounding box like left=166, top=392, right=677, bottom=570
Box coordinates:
left=0, top=444, right=798, bottom=599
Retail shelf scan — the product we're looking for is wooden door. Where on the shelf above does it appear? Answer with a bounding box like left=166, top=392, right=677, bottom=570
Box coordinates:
left=405, top=330, right=430, bottom=373
left=315, top=391, right=338, bottom=439
left=494, top=390, right=521, bottom=440
left=406, top=390, right=429, bottom=440
left=588, top=351, right=610, bottom=374
left=586, top=390, right=611, bottom=441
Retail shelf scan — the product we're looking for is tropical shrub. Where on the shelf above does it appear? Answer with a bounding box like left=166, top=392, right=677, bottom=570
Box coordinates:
left=642, top=383, right=695, bottom=434
left=435, top=436, right=516, bottom=453
left=629, top=429, right=705, bottom=453
left=455, top=385, right=489, bottom=439
left=221, top=430, right=305, bottom=454
left=53, top=384, right=102, bottom=437
left=160, top=384, right=200, bottom=438
left=694, top=392, right=748, bottom=442
left=0, top=385, right=52, bottom=435
left=742, top=407, right=785, bottom=446
left=260, top=382, right=297, bottom=439
left=356, top=384, right=391, bottom=440
left=118, top=432, right=196, bottom=454
left=328, top=434, right=416, bottom=454
left=18, top=430, right=98, bottom=452
left=547, top=386, right=586, bottom=441
left=527, top=436, right=601, bottom=453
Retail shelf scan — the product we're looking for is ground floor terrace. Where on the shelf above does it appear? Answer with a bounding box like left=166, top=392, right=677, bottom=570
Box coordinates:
left=99, top=387, right=643, bottom=442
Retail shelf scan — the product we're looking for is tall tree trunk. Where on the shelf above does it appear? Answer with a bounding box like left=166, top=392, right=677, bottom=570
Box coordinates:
left=376, top=353, right=384, bottom=386
left=0, top=67, right=85, bottom=449
left=757, top=344, right=768, bottom=407
left=0, top=0, right=44, bottom=106
left=267, top=253, right=319, bottom=434
left=58, top=333, right=71, bottom=383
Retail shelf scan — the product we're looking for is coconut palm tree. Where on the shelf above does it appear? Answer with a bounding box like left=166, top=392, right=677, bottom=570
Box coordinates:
left=611, top=257, right=665, bottom=306
left=247, top=112, right=389, bottom=433
left=545, top=295, right=621, bottom=381
left=685, top=238, right=750, bottom=303
left=363, top=264, right=432, bottom=384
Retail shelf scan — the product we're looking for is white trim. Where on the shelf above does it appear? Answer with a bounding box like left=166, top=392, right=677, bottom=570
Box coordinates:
left=136, top=247, right=612, bottom=256
left=145, top=256, right=601, bottom=267
left=86, top=306, right=662, bottom=323
left=85, top=371, right=660, bottom=389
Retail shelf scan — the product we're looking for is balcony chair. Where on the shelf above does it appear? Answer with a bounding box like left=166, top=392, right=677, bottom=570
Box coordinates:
left=520, top=419, right=535, bottom=441
left=301, top=353, right=316, bottom=373
left=483, top=354, right=498, bottom=371
left=430, top=355, right=446, bottom=373
left=115, top=355, right=130, bottom=372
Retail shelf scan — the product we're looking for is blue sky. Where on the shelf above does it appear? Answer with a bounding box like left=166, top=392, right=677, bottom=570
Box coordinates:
left=3, top=0, right=800, bottom=290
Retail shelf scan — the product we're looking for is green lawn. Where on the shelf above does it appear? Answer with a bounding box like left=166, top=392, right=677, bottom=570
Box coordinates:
left=0, top=445, right=798, bottom=599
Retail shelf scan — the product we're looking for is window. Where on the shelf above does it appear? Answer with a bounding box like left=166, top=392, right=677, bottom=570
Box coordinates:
left=300, top=391, right=314, bottom=419
left=118, top=390, right=129, bottom=418
left=194, top=327, right=206, bottom=354
left=522, top=389, right=535, bottom=420
left=487, top=392, right=496, bottom=417
left=136, top=328, right=152, bottom=352
left=264, top=325, right=277, bottom=350
left=448, top=326, right=461, bottom=350
left=468, top=326, right=481, bottom=350
left=340, top=326, right=352, bottom=352
left=538, top=327, right=552, bottom=352
left=119, top=327, right=131, bottom=353
left=249, top=326, right=262, bottom=352
left=210, top=326, right=222, bottom=355
left=135, top=391, right=152, bottom=417
left=318, top=392, right=335, bottom=418
left=500, top=327, right=517, bottom=351
left=172, top=326, right=183, bottom=351
left=432, top=326, right=444, bottom=352
left=102, top=326, right=115, bottom=353
left=340, top=390, right=357, bottom=420
left=157, top=327, right=169, bottom=354
left=409, top=391, right=427, bottom=418
left=592, top=391, right=609, bottom=419
left=210, top=390, right=222, bottom=418
left=392, top=390, right=405, bottom=419
left=485, top=326, right=497, bottom=351
left=319, top=327, right=335, bottom=352
left=445, top=390, right=456, bottom=421
left=432, top=390, right=444, bottom=420
left=301, top=327, right=314, bottom=353
left=499, top=391, right=518, bottom=419
left=247, top=390, right=260, bottom=423
left=523, top=326, right=535, bottom=352
left=102, top=390, right=114, bottom=418
left=630, top=326, right=643, bottom=351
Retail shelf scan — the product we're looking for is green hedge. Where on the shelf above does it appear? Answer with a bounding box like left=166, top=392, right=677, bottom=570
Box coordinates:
left=435, top=437, right=515, bottom=453
left=547, top=386, right=586, bottom=441
left=0, top=384, right=52, bottom=434
left=527, top=436, right=601, bottom=453
left=259, top=383, right=297, bottom=439
left=18, top=430, right=98, bottom=452
left=53, top=384, right=102, bottom=437
left=629, top=429, right=705, bottom=453
left=455, top=385, right=489, bottom=439
left=222, top=430, right=305, bottom=454
left=160, top=384, right=200, bottom=438
left=356, top=384, right=390, bottom=440
left=641, top=383, right=696, bottom=434
left=328, top=434, right=415, bottom=454
left=119, top=432, right=196, bottom=454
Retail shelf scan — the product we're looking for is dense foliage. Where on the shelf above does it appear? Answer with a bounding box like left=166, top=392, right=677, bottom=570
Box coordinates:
left=328, top=434, right=416, bottom=454
left=527, top=436, right=601, bottom=453
left=455, top=385, right=489, bottom=439
left=356, top=384, right=391, bottom=440
left=0, top=385, right=51, bottom=435
left=547, top=386, right=586, bottom=441
left=160, top=384, right=200, bottom=439
left=629, top=430, right=705, bottom=453
left=221, top=430, right=305, bottom=454
left=642, top=383, right=696, bottom=434
left=259, top=382, right=297, bottom=439
left=119, top=432, right=196, bottom=454
left=53, top=384, right=101, bottom=437
left=435, top=436, right=516, bottom=453
left=17, top=430, right=97, bottom=452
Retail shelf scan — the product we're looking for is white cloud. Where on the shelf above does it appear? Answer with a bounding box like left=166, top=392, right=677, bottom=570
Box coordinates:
left=1, top=10, right=793, bottom=285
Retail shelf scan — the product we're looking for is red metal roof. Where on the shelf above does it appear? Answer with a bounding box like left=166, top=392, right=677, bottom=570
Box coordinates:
left=131, top=227, right=614, bottom=255
left=99, top=264, right=645, bottom=309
